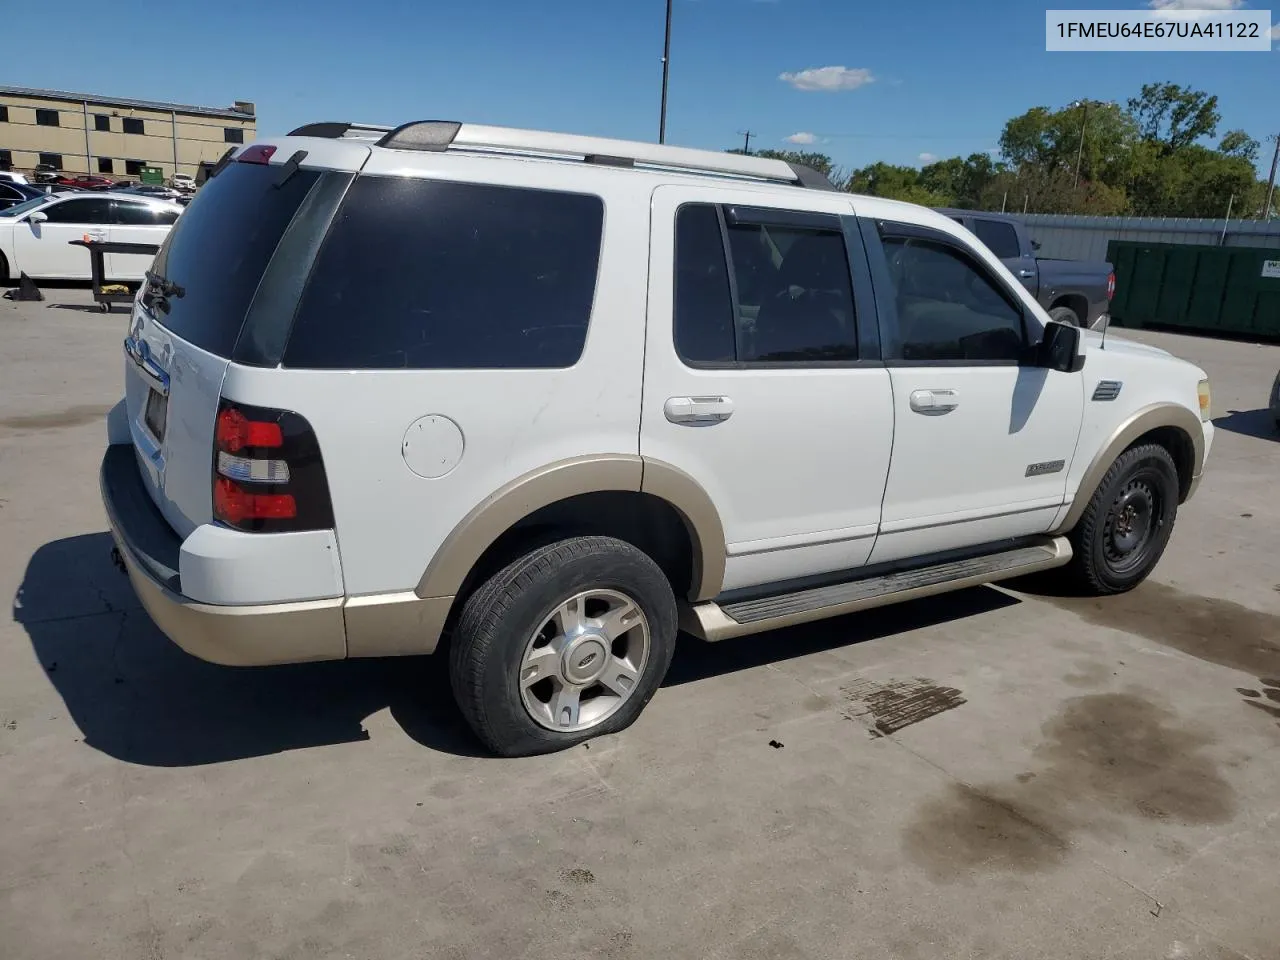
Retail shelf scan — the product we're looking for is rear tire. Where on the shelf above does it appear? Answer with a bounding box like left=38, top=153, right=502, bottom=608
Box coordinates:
left=1049, top=305, right=1081, bottom=327
left=449, top=536, right=677, bottom=757
left=0, top=252, right=9, bottom=285
left=1064, top=444, right=1179, bottom=595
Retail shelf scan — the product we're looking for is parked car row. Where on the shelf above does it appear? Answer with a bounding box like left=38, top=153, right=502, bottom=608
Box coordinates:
left=0, top=191, right=182, bottom=282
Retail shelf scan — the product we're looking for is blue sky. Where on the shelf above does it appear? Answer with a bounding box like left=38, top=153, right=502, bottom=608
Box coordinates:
left=10, top=0, right=1279, bottom=174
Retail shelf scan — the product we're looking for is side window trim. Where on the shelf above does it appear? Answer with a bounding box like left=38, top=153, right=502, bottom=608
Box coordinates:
left=864, top=217, right=1031, bottom=367
left=677, top=201, right=878, bottom=371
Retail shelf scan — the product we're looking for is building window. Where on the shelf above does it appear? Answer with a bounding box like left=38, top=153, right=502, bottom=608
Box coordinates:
left=98, top=157, right=114, bottom=174
left=224, top=127, right=245, bottom=144
left=36, top=109, right=59, bottom=127
left=125, top=159, right=145, bottom=176
left=95, top=114, right=110, bottom=132
left=0, top=106, right=8, bottom=123
left=39, top=153, right=64, bottom=170
left=122, top=117, right=145, bottom=135
left=0, top=149, right=12, bottom=171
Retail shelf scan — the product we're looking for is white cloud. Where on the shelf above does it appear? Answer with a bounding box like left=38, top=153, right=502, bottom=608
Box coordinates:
left=779, top=66, right=875, bottom=92
left=918, top=152, right=938, bottom=165
left=785, top=131, right=818, bottom=145
left=1271, top=22, right=1279, bottom=38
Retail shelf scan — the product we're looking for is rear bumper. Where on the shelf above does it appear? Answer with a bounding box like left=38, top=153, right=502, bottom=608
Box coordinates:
left=100, top=444, right=346, bottom=666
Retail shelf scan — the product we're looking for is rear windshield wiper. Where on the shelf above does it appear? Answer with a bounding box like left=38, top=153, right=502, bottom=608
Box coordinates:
left=145, top=270, right=185, bottom=300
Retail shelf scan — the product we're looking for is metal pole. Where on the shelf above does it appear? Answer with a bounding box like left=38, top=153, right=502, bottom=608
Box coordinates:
left=1220, top=194, right=1234, bottom=246
left=1023, top=194, right=1029, bottom=214
left=171, top=111, right=181, bottom=183
left=1263, top=134, right=1279, bottom=220
left=82, top=101, right=91, bottom=174
left=1073, top=101, right=1088, bottom=189
left=658, top=0, right=673, bottom=144
left=1000, top=191, right=1007, bottom=213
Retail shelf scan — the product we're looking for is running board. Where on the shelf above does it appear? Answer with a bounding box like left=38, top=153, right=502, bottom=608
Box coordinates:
left=680, top=536, right=1072, bottom=642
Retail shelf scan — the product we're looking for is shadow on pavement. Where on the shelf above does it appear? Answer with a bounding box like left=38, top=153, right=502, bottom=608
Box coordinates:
left=14, top=532, right=490, bottom=766
left=16, top=533, right=1026, bottom=766
left=1213, top=408, right=1278, bottom=442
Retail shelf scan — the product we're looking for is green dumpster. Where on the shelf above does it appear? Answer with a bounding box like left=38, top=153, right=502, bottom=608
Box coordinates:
left=1107, top=240, right=1280, bottom=338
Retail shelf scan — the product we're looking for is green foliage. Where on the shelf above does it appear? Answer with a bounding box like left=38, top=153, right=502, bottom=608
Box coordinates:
left=730, top=82, right=1265, bottom=218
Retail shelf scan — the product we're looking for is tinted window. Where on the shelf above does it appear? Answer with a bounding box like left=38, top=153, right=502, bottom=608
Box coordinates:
left=147, top=161, right=321, bottom=357
left=971, top=218, right=1020, bottom=260
left=36, top=109, right=59, bottom=127
left=42, top=197, right=112, bottom=224
left=726, top=219, right=858, bottom=362
left=284, top=177, right=604, bottom=370
left=122, top=117, right=144, bottom=135
left=95, top=114, right=110, bottom=132
left=224, top=128, right=244, bottom=144
left=115, top=201, right=177, bottom=225
left=882, top=235, right=1025, bottom=362
left=674, top=205, right=735, bottom=363
left=0, top=185, right=20, bottom=201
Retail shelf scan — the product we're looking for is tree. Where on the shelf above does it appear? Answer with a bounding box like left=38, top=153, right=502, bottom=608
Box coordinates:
left=1127, top=82, right=1220, bottom=153
left=726, top=148, right=844, bottom=187
left=999, top=100, right=1139, bottom=188
left=918, top=153, right=1003, bottom=209
left=1218, top=130, right=1260, bottom=164
left=845, top=162, right=948, bottom=206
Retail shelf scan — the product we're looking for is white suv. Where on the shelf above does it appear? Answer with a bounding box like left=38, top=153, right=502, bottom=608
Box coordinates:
left=101, top=121, right=1213, bottom=756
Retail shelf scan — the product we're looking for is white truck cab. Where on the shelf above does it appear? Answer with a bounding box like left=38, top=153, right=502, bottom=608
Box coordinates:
left=100, top=121, right=1213, bottom=756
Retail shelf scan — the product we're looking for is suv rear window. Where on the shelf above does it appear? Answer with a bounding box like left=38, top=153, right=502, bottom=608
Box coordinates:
left=282, top=177, right=604, bottom=369
left=148, top=162, right=321, bottom=357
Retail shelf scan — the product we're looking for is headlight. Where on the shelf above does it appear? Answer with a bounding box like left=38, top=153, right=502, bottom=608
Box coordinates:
left=1197, top=379, right=1211, bottom=422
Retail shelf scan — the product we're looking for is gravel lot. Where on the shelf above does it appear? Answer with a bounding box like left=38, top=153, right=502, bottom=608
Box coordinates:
left=2, top=286, right=1278, bottom=960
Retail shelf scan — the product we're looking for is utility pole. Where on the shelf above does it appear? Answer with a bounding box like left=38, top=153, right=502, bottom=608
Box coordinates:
left=739, top=130, right=755, bottom=154
left=1264, top=134, right=1279, bottom=220
left=1072, top=99, right=1089, bottom=189
left=658, top=0, right=673, bottom=144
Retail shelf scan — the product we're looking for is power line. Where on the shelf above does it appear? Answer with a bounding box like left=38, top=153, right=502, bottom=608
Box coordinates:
left=738, top=130, right=755, bottom=154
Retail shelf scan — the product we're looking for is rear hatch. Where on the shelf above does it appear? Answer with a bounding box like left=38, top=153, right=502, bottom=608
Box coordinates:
left=122, top=141, right=367, bottom=537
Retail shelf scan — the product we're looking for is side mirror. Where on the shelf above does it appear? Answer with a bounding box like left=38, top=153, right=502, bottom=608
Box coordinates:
left=1037, top=320, right=1085, bottom=373
left=27, top=211, right=47, bottom=224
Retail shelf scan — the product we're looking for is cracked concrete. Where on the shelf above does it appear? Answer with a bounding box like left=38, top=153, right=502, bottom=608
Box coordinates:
left=2, top=288, right=1279, bottom=959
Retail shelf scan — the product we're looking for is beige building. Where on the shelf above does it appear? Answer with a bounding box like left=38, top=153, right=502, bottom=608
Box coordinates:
left=0, top=85, right=256, bottom=182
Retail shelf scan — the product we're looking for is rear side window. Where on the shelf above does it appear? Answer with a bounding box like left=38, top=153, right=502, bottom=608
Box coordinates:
left=970, top=218, right=1020, bottom=260
left=147, top=162, right=320, bottom=357
left=283, top=177, right=604, bottom=369
left=43, top=197, right=112, bottom=224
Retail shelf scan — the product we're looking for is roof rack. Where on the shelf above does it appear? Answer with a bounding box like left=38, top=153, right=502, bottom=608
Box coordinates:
left=286, top=121, right=394, bottom=141
left=287, top=119, right=836, bottom=190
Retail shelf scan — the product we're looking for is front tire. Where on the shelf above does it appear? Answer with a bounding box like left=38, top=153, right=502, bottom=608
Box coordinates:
left=1065, top=443, right=1179, bottom=595
left=1048, top=305, right=1081, bottom=327
left=449, top=536, right=677, bottom=757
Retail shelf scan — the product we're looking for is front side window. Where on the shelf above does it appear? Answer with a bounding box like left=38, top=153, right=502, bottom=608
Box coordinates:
left=41, top=197, right=113, bottom=224
left=36, top=109, right=59, bottom=127
left=881, top=231, right=1026, bottom=363
left=674, top=203, right=859, bottom=365
left=970, top=218, right=1021, bottom=260
left=115, top=201, right=177, bottom=225
left=284, top=177, right=604, bottom=370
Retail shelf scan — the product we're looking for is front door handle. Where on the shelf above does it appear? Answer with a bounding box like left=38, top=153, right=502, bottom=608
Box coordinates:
left=909, top=389, right=959, bottom=414
left=1018, top=268, right=1035, bottom=279
left=664, top=395, right=734, bottom=426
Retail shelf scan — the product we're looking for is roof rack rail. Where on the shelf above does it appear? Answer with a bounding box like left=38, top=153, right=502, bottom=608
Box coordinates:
left=286, top=121, right=394, bottom=141
left=348, top=120, right=837, bottom=189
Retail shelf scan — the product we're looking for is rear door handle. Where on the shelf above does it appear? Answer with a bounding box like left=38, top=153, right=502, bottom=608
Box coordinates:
left=664, top=395, right=734, bottom=425
left=909, top=389, right=959, bottom=414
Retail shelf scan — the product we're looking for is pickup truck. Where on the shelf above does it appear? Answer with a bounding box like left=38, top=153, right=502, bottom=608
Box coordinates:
left=937, top=208, right=1114, bottom=329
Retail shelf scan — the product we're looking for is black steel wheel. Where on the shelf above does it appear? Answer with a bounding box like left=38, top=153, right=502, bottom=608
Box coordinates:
left=1065, top=443, right=1180, bottom=595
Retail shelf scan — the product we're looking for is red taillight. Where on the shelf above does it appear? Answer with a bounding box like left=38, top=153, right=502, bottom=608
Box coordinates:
left=1107, top=271, right=1116, bottom=300
left=216, top=406, right=283, bottom=452
left=212, top=399, right=333, bottom=533
left=237, top=144, right=277, bottom=165
left=214, top=476, right=296, bottom=524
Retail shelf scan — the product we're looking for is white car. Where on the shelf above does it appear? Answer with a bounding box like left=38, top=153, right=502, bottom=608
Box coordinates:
left=0, top=171, right=30, bottom=185
left=171, top=174, right=195, bottom=191
left=0, top=191, right=181, bottom=282
left=100, top=122, right=1213, bottom=756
